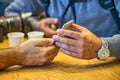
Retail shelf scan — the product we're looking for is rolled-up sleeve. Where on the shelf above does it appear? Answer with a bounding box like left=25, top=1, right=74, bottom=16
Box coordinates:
left=104, top=34, right=120, bottom=58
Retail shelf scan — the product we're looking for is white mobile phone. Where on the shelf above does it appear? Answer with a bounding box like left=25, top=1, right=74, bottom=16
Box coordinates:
left=59, top=20, right=75, bottom=37
left=62, top=20, right=74, bottom=29
left=62, top=20, right=79, bottom=32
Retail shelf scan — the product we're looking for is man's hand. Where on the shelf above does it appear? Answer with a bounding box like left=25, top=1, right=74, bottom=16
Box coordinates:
left=53, top=24, right=102, bottom=59
left=17, top=38, right=59, bottom=66
left=38, top=18, right=58, bottom=38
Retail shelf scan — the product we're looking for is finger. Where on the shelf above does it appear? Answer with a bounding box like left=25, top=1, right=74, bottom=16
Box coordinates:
left=55, top=42, right=81, bottom=53
left=38, top=46, right=58, bottom=65
left=45, top=51, right=58, bottom=64
left=53, top=35, right=83, bottom=46
left=37, top=52, right=57, bottom=65
left=71, top=23, right=88, bottom=32
left=30, top=38, right=54, bottom=46
left=56, top=29, right=84, bottom=39
left=60, top=48, right=80, bottom=59
left=41, top=23, right=57, bottom=37
left=44, top=26, right=57, bottom=35
left=42, top=45, right=58, bottom=55
left=44, top=18, right=58, bottom=25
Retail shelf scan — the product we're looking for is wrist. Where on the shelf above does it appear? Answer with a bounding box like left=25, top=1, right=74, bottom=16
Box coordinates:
left=14, top=47, right=25, bottom=65
left=0, top=48, right=22, bottom=70
left=97, top=38, right=111, bottom=60
left=94, top=37, right=102, bottom=58
left=8, top=47, right=22, bottom=65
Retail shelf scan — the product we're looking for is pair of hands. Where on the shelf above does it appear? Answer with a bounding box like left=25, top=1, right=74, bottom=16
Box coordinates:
left=39, top=18, right=102, bottom=60
left=0, top=18, right=102, bottom=69
left=17, top=18, right=102, bottom=67
left=17, top=38, right=59, bottom=67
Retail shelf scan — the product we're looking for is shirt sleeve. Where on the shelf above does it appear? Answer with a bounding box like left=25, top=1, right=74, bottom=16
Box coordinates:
left=104, top=34, right=120, bottom=58
left=5, top=0, right=44, bottom=16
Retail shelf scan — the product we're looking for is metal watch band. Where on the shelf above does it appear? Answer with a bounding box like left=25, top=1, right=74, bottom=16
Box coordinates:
left=97, top=38, right=110, bottom=61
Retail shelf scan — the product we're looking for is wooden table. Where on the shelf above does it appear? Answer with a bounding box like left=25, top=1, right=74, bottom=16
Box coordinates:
left=0, top=38, right=120, bottom=80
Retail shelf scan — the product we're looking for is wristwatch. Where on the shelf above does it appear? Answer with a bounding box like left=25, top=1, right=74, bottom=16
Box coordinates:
left=97, top=38, right=110, bottom=61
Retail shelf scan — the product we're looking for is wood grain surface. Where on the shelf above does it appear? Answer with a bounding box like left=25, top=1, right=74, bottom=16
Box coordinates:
left=0, top=38, right=120, bottom=80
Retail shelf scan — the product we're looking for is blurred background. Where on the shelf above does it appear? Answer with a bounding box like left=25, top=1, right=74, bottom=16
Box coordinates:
left=0, top=0, right=14, bottom=16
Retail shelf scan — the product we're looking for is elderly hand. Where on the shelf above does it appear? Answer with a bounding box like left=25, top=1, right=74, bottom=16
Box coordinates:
left=53, top=24, right=102, bottom=59
left=38, top=18, right=58, bottom=38
left=17, top=38, right=59, bottom=66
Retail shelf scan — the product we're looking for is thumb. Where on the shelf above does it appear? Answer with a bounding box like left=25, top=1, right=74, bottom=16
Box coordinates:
left=71, top=23, right=88, bottom=32
left=31, top=38, right=54, bottom=46
left=45, top=18, right=58, bottom=25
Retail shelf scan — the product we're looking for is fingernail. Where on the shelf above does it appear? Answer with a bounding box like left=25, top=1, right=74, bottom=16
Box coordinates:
left=52, top=35, right=56, bottom=40
left=49, top=39, right=54, bottom=44
left=57, top=29, right=62, bottom=34
left=55, top=42, right=59, bottom=46
left=50, top=39, right=54, bottom=42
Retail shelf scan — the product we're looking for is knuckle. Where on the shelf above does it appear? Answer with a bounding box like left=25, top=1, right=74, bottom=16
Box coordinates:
left=69, top=32, right=75, bottom=37
left=80, top=42, right=85, bottom=48
left=64, top=44, right=70, bottom=49
left=65, top=39, right=71, bottom=44
left=82, top=35, right=86, bottom=40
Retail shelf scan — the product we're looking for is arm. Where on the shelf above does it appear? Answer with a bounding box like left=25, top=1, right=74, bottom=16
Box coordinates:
left=0, top=48, right=21, bottom=70
left=0, top=38, right=59, bottom=70
left=105, top=35, right=120, bottom=58
left=5, top=0, right=44, bottom=16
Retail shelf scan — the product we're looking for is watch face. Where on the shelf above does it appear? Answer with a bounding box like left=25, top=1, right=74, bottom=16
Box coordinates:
left=98, top=48, right=110, bottom=60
